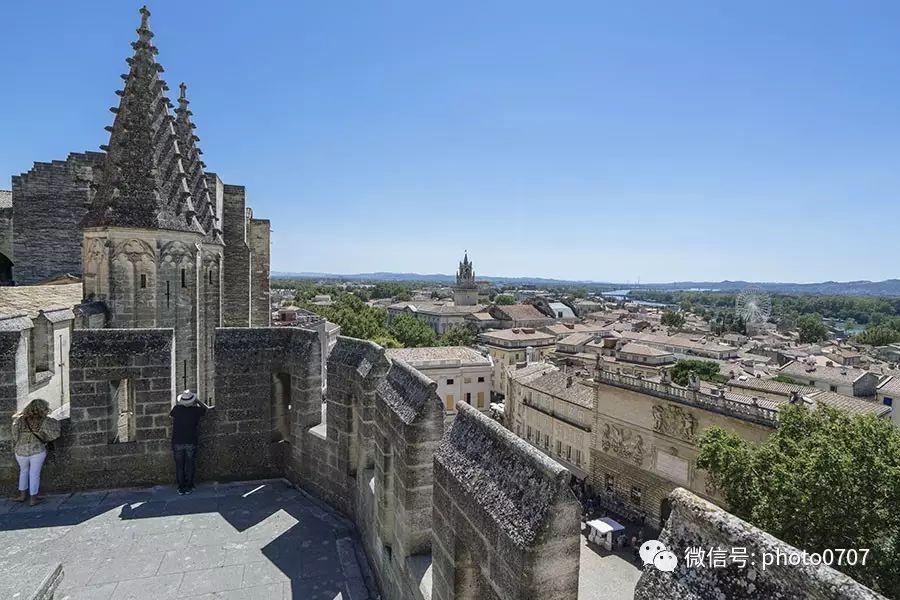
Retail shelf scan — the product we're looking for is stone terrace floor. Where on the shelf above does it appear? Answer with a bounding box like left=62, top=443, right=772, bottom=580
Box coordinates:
left=0, top=479, right=377, bottom=600
left=578, top=533, right=642, bottom=599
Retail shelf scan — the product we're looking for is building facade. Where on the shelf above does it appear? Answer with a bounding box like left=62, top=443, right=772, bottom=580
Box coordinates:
left=479, top=327, right=556, bottom=399
left=588, top=371, right=774, bottom=527
left=385, top=346, right=492, bottom=422
left=507, top=364, right=593, bottom=480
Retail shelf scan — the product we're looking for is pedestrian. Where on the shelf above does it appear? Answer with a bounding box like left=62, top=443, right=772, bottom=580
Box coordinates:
left=11, top=399, right=60, bottom=506
left=170, top=389, right=208, bottom=495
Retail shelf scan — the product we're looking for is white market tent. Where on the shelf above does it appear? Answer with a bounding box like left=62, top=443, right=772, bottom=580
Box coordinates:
left=585, top=517, right=625, bottom=551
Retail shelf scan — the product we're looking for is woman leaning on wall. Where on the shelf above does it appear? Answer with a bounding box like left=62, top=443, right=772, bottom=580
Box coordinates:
left=10, top=398, right=60, bottom=506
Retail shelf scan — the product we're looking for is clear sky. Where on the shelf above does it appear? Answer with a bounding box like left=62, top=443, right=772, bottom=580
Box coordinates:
left=2, top=1, right=899, bottom=283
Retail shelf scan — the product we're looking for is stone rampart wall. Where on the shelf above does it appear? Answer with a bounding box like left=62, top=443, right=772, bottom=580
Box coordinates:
left=634, top=487, right=884, bottom=600
left=0, top=325, right=880, bottom=599
left=433, top=402, right=581, bottom=600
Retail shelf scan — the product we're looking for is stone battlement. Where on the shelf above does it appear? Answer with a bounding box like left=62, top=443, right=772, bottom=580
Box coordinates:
left=0, top=326, right=884, bottom=599
left=635, top=488, right=883, bottom=600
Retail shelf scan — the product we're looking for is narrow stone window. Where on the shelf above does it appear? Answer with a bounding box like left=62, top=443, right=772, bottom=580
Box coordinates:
left=140, top=274, right=147, bottom=289
left=181, top=268, right=187, bottom=288
left=208, top=269, right=214, bottom=285
left=166, top=281, right=170, bottom=307
left=32, top=317, right=53, bottom=376
left=271, top=372, right=291, bottom=442
left=110, top=378, right=135, bottom=443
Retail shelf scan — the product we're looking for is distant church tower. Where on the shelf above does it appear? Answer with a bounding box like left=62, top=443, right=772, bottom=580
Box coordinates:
left=80, top=6, right=223, bottom=400
left=454, top=252, right=478, bottom=306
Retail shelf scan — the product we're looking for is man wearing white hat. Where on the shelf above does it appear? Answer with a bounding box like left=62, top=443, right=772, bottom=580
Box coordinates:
left=170, top=389, right=208, bottom=494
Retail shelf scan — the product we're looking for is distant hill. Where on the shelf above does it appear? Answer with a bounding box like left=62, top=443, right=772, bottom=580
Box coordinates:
left=271, top=272, right=900, bottom=297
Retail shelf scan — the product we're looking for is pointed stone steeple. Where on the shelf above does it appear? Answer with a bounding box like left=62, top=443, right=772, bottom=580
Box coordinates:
left=457, top=251, right=475, bottom=287
left=174, top=81, right=221, bottom=241
left=83, top=6, right=203, bottom=234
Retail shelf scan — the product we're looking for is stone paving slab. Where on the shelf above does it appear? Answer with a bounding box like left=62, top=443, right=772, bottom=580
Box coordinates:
left=0, top=479, right=378, bottom=600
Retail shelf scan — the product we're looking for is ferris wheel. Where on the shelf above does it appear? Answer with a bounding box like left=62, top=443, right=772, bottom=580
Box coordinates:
left=735, top=286, right=772, bottom=324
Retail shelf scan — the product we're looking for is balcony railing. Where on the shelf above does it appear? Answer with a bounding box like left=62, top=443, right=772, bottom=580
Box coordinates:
left=596, top=370, right=779, bottom=428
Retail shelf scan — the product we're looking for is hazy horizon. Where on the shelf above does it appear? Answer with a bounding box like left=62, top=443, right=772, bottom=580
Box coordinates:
left=272, top=268, right=900, bottom=286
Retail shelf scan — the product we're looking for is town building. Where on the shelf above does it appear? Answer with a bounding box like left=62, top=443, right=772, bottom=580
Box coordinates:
left=876, top=376, right=900, bottom=425
left=385, top=346, right=492, bottom=420
left=587, top=368, right=889, bottom=527
left=620, top=331, right=739, bottom=359
left=479, top=327, right=556, bottom=399
left=540, top=322, right=607, bottom=341
left=506, top=364, right=593, bottom=480
left=487, top=303, right=555, bottom=328
left=778, top=359, right=879, bottom=398
left=616, top=342, right=676, bottom=366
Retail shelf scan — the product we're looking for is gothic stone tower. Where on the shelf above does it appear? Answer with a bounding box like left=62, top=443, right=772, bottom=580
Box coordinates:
left=453, top=252, right=478, bottom=306
left=81, top=6, right=223, bottom=400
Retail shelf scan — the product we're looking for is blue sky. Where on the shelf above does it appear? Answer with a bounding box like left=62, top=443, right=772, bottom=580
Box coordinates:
left=2, top=1, right=899, bottom=283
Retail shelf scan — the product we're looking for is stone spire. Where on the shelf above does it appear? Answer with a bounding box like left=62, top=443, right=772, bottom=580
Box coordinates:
left=83, top=6, right=203, bottom=234
left=457, top=251, right=475, bottom=287
left=174, top=81, right=221, bottom=241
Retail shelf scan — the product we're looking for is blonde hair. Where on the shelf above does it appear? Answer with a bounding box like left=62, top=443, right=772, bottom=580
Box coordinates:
left=14, top=398, right=50, bottom=421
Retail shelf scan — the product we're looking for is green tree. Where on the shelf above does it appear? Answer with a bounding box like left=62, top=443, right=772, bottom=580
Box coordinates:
left=301, top=292, right=390, bottom=340
left=661, top=310, right=686, bottom=328
left=372, top=334, right=402, bottom=349
left=797, top=313, right=828, bottom=343
left=388, top=314, right=438, bottom=347
left=669, top=359, right=725, bottom=386
left=440, top=324, right=476, bottom=347
left=857, top=325, right=900, bottom=347
left=494, top=294, right=516, bottom=305
left=697, top=405, right=900, bottom=596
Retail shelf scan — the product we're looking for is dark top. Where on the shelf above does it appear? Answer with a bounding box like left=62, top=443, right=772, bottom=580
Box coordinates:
left=170, top=403, right=207, bottom=445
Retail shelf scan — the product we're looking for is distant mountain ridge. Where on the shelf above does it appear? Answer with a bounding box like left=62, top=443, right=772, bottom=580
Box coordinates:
left=272, top=271, right=900, bottom=297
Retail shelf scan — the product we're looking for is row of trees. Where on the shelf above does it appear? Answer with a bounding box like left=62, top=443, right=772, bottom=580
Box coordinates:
left=298, top=292, right=475, bottom=348
left=635, top=289, right=899, bottom=346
